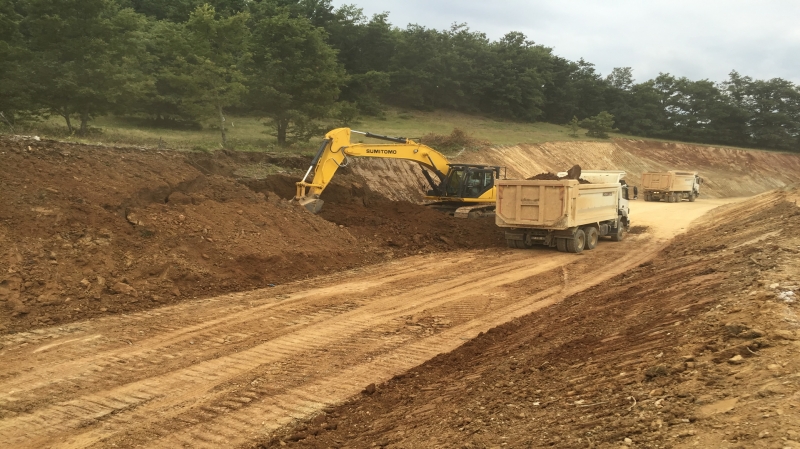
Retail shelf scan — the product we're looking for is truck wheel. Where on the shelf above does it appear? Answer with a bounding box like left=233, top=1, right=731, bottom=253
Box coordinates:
left=556, top=238, right=567, bottom=252
left=506, top=239, right=518, bottom=248
left=584, top=227, right=599, bottom=250
left=611, top=226, right=625, bottom=242
left=667, top=194, right=674, bottom=203
left=515, top=240, right=528, bottom=249
left=566, top=229, right=586, bottom=253
left=689, top=193, right=696, bottom=202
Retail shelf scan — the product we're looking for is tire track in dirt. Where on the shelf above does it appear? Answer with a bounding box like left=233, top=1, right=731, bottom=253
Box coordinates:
left=2, top=253, right=572, bottom=448
left=0, top=200, right=741, bottom=448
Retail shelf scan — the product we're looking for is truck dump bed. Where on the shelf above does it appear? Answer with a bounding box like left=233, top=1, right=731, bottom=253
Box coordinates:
left=495, top=179, right=622, bottom=230
left=642, top=171, right=697, bottom=192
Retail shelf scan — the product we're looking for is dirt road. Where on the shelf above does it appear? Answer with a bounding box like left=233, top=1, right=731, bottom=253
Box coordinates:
left=0, top=198, right=740, bottom=448
left=261, top=188, right=800, bottom=449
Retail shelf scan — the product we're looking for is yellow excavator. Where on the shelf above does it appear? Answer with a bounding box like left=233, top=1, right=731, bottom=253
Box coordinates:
left=295, top=127, right=502, bottom=218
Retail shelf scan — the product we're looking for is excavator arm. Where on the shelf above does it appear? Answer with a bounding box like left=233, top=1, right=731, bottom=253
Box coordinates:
left=295, top=128, right=454, bottom=213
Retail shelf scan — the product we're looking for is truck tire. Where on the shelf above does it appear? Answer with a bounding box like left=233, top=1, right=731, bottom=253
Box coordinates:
left=689, top=193, right=696, bottom=202
left=566, top=229, right=586, bottom=253
left=506, top=239, right=518, bottom=248
left=556, top=238, right=567, bottom=252
left=611, top=226, right=625, bottom=242
left=667, top=193, right=675, bottom=203
left=584, top=226, right=599, bottom=250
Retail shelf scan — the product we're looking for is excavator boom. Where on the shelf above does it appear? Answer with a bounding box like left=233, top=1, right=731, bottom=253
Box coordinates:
left=295, top=128, right=500, bottom=215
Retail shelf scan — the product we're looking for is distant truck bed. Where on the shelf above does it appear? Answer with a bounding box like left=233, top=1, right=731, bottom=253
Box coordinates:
left=495, top=172, right=630, bottom=253
left=641, top=171, right=702, bottom=203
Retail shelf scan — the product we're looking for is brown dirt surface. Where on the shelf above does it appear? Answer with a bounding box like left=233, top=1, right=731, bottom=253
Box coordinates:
left=253, top=188, right=800, bottom=449
left=0, top=136, right=503, bottom=334
left=4, top=131, right=800, bottom=449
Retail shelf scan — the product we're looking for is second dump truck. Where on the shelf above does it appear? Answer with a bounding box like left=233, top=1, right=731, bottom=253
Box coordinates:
left=496, top=171, right=631, bottom=253
left=641, top=171, right=702, bottom=203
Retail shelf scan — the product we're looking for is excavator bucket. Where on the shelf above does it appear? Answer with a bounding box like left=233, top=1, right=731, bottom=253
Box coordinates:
left=297, top=196, right=324, bottom=214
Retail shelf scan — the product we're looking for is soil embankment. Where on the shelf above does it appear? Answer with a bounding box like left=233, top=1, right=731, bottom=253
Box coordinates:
left=254, top=188, right=800, bottom=449
left=0, top=136, right=501, bottom=334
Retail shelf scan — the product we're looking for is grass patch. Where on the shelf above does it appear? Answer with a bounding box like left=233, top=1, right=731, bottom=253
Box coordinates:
left=7, top=108, right=637, bottom=154
left=351, top=109, right=631, bottom=146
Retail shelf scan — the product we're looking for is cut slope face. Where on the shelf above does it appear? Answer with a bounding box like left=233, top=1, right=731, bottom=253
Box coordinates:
left=254, top=188, right=800, bottom=449
left=346, top=140, right=800, bottom=201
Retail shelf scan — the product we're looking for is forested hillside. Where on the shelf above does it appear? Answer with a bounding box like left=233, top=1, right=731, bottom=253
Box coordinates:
left=1, top=0, right=798, bottom=151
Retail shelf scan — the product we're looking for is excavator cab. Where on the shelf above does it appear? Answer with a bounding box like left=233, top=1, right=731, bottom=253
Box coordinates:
left=440, top=165, right=501, bottom=199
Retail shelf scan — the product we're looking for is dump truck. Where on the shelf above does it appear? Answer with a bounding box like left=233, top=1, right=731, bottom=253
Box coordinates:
left=496, top=170, right=630, bottom=253
left=641, top=171, right=702, bottom=203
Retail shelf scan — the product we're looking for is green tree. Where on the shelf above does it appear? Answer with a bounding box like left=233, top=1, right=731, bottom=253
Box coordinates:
left=606, top=67, right=633, bottom=90
left=132, top=19, right=195, bottom=124
left=120, top=0, right=248, bottom=22
left=0, top=0, right=27, bottom=129
left=479, top=32, right=552, bottom=121
left=542, top=58, right=607, bottom=123
left=745, top=77, right=800, bottom=150
left=387, top=24, right=459, bottom=110
left=567, top=116, right=579, bottom=137
left=622, top=80, right=670, bottom=137
left=21, top=0, right=148, bottom=134
left=177, top=4, right=250, bottom=146
left=326, top=7, right=395, bottom=114
left=580, top=111, right=616, bottom=138
left=248, top=11, right=344, bottom=145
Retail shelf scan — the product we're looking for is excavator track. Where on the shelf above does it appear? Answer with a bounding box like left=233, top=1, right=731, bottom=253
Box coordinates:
left=453, top=204, right=496, bottom=219
left=425, top=202, right=495, bottom=219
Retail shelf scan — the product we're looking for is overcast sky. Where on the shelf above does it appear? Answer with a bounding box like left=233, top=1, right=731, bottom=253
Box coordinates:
left=331, top=0, right=800, bottom=84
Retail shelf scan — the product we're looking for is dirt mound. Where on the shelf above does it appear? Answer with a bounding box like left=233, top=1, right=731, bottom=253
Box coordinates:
left=526, top=164, right=585, bottom=181
left=0, top=137, right=504, bottom=334
left=319, top=197, right=504, bottom=252
left=253, top=189, right=800, bottom=448
left=526, top=171, right=561, bottom=180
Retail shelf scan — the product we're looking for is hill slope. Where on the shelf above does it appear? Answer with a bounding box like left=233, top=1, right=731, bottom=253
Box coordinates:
left=340, top=140, right=800, bottom=202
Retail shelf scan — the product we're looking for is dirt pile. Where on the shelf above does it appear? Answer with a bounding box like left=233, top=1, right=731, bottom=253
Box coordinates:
left=246, top=173, right=505, bottom=252
left=316, top=180, right=504, bottom=251
left=254, top=188, right=800, bottom=448
left=0, top=137, right=504, bottom=334
left=526, top=165, right=591, bottom=183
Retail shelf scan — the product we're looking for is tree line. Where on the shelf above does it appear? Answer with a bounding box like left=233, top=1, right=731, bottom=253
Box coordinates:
left=1, top=0, right=798, bottom=151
